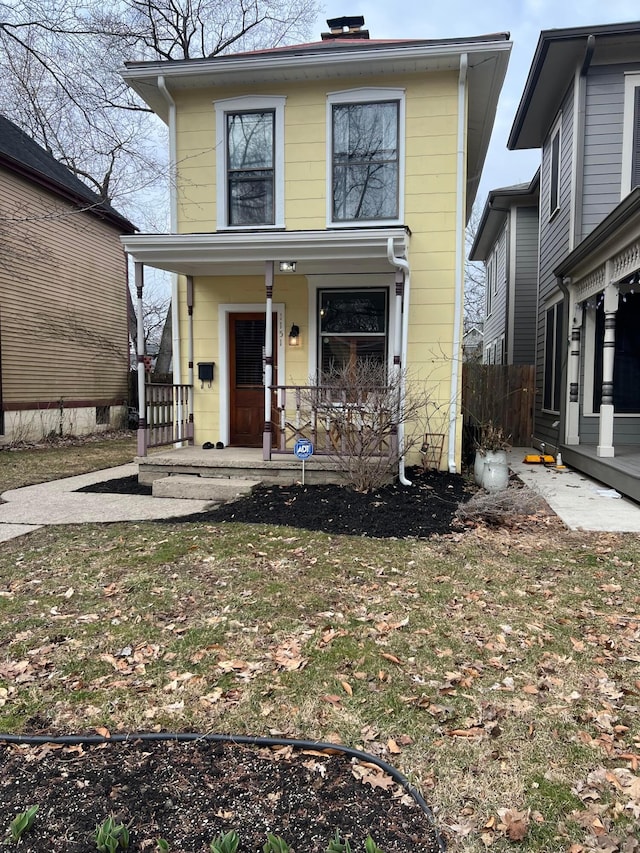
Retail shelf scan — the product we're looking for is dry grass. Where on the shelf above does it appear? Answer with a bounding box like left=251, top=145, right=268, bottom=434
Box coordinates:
left=0, top=432, right=136, bottom=493
left=1, top=514, right=639, bottom=852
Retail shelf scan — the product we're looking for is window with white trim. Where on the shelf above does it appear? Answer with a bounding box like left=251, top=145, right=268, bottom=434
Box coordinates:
left=548, top=118, right=561, bottom=218
left=318, top=288, right=388, bottom=375
left=327, top=89, right=405, bottom=226
left=485, top=249, right=497, bottom=317
left=543, top=302, right=564, bottom=412
left=215, top=95, right=285, bottom=229
left=621, top=74, right=640, bottom=197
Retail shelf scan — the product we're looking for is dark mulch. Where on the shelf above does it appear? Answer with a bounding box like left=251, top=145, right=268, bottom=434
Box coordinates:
left=78, top=468, right=473, bottom=538
left=0, top=739, right=441, bottom=852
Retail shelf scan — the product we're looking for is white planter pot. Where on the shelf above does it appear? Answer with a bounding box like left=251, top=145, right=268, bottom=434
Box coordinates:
left=481, top=450, right=509, bottom=492
left=473, top=451, right=487, bottom=485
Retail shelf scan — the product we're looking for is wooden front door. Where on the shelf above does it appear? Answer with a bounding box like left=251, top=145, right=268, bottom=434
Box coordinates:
left=229, top=313, right=277, bottom=447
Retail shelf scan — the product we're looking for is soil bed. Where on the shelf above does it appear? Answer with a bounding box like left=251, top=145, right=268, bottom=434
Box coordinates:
left=79, top=468, right=472, bottom=538
left=0, top=739, right=441, bottom=852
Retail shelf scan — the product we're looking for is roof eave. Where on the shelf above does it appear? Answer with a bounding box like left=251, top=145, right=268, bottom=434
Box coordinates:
left=469, top=170, right=540, bottom=260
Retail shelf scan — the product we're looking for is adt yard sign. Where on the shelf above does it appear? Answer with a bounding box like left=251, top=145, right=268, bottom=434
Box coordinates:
left=294, top=438, right=314, bottom=460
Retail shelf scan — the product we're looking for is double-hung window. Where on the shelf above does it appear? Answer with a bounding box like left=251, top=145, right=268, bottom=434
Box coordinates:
left=548, top=118, right=561, bottom=218
left=327, top=89, right=405, bottom=226
left=621, top=73, right=640, bottom=197
left=215, top=96, right=285, bottom=229
left=543, top=302, right=564, bottom=412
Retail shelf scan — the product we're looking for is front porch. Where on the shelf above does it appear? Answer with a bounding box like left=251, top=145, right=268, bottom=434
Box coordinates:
left=137, top=445, right=351, bottom=489
left=560, top=444, right=640, bottom=504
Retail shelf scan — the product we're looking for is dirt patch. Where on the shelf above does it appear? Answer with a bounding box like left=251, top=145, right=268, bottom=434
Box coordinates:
left=0, top=739, right=441, bottom=852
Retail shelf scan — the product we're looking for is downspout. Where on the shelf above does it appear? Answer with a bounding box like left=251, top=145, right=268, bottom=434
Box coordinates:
left=448, top=52, right=468, bottom=474
left=387, top=238, right=411, bottom=486
left=157, top=76, right=181, bottom=390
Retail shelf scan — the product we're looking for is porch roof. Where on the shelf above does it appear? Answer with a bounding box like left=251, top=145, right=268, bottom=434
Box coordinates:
left=121, top=227, right=410, bottom=277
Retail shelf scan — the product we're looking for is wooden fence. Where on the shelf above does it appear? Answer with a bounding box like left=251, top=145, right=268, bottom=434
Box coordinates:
left=462, top=364, right=535, bottom=460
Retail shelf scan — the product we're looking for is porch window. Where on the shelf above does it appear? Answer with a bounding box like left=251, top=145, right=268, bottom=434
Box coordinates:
left=327, top=88, right=404, bottom=225
left=594, top=292, right=640, bottom=412
left=318, top=289, right=387, bottom=376
left=214, top=95, right=286, bottom=229
left=543, top=302, right=564, bottom=411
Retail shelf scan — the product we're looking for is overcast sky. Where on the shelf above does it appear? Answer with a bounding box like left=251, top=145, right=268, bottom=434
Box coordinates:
left=314, top=2, right=640, bottom=210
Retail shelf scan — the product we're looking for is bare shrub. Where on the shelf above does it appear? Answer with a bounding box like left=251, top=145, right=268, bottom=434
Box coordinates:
left=456, top=480, right=548, bottom=527
left=300, top=361, right=432, bottom=492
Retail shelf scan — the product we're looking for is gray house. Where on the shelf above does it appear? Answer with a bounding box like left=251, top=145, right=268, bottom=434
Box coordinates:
left=506, top=20, right=640, bottom=502
left=469, top=171, right=539, bottom=366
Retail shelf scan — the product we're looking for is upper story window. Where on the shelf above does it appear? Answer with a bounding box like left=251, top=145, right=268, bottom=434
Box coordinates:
left=215, top=95, right=285, bottom=230
left=485, top=248, right=497, bottom=317
left=327, top=88, right=405, bottom=227
left=548, top=118, right=561, bottom=219
left=621, top=74, right=640, bottom=197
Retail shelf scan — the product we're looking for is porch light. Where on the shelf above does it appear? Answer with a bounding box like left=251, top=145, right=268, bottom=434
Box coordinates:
left=288, top=324, right=301, bottom=347
left=279, top=261, right=296, bottom=272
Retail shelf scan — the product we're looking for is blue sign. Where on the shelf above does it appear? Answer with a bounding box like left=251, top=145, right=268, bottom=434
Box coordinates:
left=294, top=438, right=314, bottom=460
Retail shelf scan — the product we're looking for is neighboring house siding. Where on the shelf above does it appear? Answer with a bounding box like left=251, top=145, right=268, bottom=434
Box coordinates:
left=483, top=222, right=507, bottom=363
left=535, top=84, right=574, bottom=445
left=0, top=168, right=129, bottom=419
left=512, top=205, right=538, bottom=364
left=581, top=65, right=627, bottom=239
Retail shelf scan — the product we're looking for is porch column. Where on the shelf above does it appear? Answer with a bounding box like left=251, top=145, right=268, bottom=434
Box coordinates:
left=186, top=276, right=194, bottom=441
left=263, top=261, right=274, bottom=461
left=597, top=280, right=618, bottom=458
left=566, top=302, right=582, bottom=445
left=134, top=262, right=147, bottom=457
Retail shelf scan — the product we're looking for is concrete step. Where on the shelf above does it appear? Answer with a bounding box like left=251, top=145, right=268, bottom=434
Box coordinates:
left=152, top=475, right=261, bottom=502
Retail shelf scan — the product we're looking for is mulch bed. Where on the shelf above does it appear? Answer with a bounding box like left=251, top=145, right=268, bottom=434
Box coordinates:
left=0, top=739, right=441, bottom=852
left=78, top=467, right=472, bottom=538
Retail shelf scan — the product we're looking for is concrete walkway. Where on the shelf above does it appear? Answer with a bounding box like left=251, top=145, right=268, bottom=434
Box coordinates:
left=0, top=464, right=211, bottom=543
left=509, top=448, right=640, bottom=533
left=2, top=454, right=640, bottom=544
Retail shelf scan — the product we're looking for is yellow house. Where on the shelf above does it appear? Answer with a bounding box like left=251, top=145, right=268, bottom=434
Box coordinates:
left=121, top=17, right=510, bottom=482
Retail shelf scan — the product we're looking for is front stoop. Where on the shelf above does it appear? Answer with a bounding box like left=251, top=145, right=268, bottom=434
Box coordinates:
left=152, top=475, right=261, bottom=502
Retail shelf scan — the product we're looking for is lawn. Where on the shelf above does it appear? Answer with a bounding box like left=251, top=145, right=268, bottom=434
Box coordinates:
left=0, top=437, right=639, bottom=851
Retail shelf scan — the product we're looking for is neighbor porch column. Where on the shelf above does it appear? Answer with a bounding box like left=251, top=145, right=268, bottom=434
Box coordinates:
left=263, top=261, right=274, bottom=461
left=597, top=279, right=618, bottom=457
left=135, top=262, right=147, bottom=457
left=566, top=302, right=582, bottom=445
left=186, top=276, right=194, bottom=442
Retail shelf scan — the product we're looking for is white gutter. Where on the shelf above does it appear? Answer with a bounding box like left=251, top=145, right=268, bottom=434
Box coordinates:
left=387, top=238, right=411, bottom=486
left=448, top=53, right=468, bottom=474
left=157, top=75, right=181, bottom=388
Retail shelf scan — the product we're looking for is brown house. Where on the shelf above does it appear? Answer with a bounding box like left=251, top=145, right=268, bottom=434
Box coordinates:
left=0, top=115, right=135, bottom=443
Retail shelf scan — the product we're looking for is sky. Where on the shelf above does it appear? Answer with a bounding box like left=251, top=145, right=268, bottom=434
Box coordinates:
left=313, top=1, right=640, bottom=212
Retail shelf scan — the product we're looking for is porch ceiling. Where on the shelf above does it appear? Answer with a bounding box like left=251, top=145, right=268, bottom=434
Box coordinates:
left=122, top=227, right=410, bottom=277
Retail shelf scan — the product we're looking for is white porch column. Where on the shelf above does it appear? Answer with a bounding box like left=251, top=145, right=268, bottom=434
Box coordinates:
left=263, top=261, right=274, bottom=461
left=186, top=276, right=194, bottom=441
left=597, top=280, right=618, bottom=457
left=566, top=302, right=583, bottom=445
left=134, top=262, right=147, bottom=457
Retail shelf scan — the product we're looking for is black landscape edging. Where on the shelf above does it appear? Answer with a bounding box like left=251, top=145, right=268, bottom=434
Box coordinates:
left=0, top=731, right=445, bottom=851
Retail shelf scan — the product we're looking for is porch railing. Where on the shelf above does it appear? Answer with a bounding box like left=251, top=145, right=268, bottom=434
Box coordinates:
left=272, top=384, right=397, bottom=458
left=138, top=383, right=194, bottom=456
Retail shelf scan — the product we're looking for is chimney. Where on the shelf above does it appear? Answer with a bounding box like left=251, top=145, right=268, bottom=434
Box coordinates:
left=321, top=15, right=370, bottom=40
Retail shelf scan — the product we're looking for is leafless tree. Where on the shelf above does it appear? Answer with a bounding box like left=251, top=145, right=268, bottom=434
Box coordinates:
left=465, top=204, right=486, bottom=332
left=0, top=0, right=319, bottom=210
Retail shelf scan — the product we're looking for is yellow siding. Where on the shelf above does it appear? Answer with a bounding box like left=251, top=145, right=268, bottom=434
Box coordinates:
left=173, top=69, right=464, bottom=465
left=0, top=168, right=130, bottom=417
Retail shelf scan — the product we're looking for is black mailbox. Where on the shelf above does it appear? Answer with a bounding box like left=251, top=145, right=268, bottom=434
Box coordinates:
left=198, top=362, right=215, bottom=386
